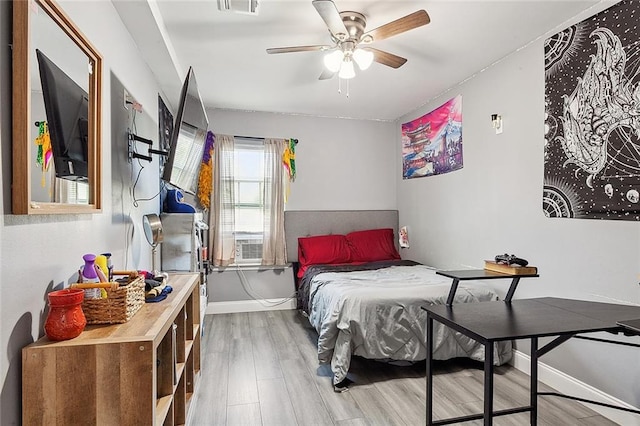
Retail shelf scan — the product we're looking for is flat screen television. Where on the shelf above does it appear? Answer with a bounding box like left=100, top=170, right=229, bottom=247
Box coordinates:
left=161, top=67, right=209, bottom=195
left=36, top=49, right=89, bottom=181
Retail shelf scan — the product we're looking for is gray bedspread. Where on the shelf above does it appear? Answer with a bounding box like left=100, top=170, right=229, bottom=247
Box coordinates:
left=302, top=262, right=513, bottom=385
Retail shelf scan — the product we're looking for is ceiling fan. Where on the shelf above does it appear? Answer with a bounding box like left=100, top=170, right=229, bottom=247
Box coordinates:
left=266, top=0, right=430, bottom=80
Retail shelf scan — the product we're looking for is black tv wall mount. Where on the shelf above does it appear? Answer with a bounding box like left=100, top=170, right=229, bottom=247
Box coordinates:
left=128, top=131, right=168, bottom=163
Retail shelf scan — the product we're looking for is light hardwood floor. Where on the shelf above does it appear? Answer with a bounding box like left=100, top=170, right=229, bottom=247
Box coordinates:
left=187, top=310, right=618, bottom=425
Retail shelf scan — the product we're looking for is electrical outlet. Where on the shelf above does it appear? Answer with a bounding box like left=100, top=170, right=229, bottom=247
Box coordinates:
left=124, top=88, right=130, bottom=110
left=123, top=90, right=143, bottom=113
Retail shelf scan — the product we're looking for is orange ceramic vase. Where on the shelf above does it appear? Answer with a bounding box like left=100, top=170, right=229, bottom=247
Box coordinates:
left=44, top=288, right=87, bottom=341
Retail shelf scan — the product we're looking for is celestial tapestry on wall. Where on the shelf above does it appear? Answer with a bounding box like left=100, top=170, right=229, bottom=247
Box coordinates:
left=401, top=95, right=463, bottom=179
left=544, top=1, right=640, bottom=220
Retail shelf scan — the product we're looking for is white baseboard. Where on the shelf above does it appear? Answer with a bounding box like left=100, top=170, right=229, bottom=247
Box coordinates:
left=511, top=349, right=640, bottom=425
left=206, top=298, right=296, bottom=314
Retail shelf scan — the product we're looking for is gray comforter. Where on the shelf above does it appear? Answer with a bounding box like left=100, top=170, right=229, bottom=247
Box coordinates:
left=302, top=262, right=513, bottom=385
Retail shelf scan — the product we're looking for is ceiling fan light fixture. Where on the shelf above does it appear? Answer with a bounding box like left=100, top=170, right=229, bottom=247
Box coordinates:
left=353, top=48, right=374, bottom=70
left=269, top=1, right=426, bottom=85
left=339, top=58, right=355, bottom=79
left=324, top=50, right=344, bottom=72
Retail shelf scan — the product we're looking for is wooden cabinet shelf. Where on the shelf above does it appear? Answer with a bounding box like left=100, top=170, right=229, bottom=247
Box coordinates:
left=22, top=273, right=201, bottom=426
left=156, top=396, right=173, bottom=425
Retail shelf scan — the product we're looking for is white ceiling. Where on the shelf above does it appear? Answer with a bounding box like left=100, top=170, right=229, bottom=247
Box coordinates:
left=113, top=0, right=601, bottom=121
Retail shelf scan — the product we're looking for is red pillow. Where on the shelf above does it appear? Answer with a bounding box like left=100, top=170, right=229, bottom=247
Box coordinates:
left=346, top=228, right=401, bottom=262
left=298, top=234, right=352, bottom=277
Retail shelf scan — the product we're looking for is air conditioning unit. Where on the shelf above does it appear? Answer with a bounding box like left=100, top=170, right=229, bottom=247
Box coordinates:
left=235, top=238, right=263, bottom=262
left=217, top=0, right=259, bottom=15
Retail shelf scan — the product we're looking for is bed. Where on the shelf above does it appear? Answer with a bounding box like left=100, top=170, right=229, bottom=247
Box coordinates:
left=284, top=210, right=512, bottom=389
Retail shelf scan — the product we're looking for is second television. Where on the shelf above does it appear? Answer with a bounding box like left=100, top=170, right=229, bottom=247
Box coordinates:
left=36, top=49, right=89, bottom=181
left=162, top=67, right=209, bottom=195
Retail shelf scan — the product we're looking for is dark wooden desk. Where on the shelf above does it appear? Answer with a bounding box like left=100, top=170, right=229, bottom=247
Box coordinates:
left=423, top=297, right=640, bottom=425
left=436, top=269, right=539, bottom=305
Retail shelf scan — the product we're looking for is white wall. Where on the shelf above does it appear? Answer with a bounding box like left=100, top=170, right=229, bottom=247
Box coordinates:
left=210, top=109, right=397, bottom=211
left=0, top=2, right=166, bottom=424
left=396, top=3, right=640, bottom=414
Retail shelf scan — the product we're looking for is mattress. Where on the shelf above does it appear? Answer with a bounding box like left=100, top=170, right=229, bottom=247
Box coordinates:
left=299, top=261, right=513, bottom=385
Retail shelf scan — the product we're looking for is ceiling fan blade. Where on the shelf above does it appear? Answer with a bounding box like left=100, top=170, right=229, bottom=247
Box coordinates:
left=319, top=69, right=335, bottom=80
left=266, top=45, right=331, bottom=54
left=362, top=10, right=430, bottom=42
left=365, top=47, right=407, bottom=69
left=312, top=0, right=348, bottom=41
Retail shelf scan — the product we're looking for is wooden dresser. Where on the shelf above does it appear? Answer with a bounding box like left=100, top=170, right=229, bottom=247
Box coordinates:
left=22, top=273, right=201, bottom=425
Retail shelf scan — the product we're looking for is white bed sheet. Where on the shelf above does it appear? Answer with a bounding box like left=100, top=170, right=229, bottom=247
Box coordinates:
left=306, top=265, right=513, bottom=385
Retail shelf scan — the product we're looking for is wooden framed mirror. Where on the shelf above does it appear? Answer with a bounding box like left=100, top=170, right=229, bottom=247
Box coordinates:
left=12, top=0, right=102, bottom=214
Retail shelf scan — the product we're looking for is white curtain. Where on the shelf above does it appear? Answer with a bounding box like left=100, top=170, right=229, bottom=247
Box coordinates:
left=261, top=138, right=287, bottom=265
left=209, top=134, right=236, bottom=267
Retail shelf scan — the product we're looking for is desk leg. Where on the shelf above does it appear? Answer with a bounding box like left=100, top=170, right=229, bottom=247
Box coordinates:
left=426, top=315, right=434, bottom=426
left=445, top=278, right=460, bottom=306
left=504, top=277, right=521, bottom=303
left=531, top=337, right=538, bottom=426
left=484, top=341, right=494, bottom=426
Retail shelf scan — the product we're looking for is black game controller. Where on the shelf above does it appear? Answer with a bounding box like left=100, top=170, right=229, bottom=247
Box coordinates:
left=495, top=254, right=528, bottom=267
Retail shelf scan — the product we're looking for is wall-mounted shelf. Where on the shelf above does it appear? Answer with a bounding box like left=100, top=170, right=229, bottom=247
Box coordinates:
left=22, top=273, right=201, bottom=425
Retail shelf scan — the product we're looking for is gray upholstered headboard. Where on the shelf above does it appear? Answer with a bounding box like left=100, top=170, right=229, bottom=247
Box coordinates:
left=284, top=210, right=399, bottom=262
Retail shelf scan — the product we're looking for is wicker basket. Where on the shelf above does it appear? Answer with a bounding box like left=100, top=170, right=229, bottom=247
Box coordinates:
left=71, top=271, right=145, bottom=324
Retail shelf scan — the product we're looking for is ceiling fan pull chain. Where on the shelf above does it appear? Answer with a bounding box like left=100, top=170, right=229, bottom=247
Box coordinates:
left=338, top=77, right=342, bottom=94
left=346, top=79, right=350, bottom=98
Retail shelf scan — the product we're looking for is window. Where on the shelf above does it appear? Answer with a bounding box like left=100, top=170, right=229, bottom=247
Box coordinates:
left=232, top=139, right=264, bottom=263
left=55, top=178, right=89, bottom=204
left=211, top=134, right=287, bottom=267
left=72, top=180, right=90, bottom=204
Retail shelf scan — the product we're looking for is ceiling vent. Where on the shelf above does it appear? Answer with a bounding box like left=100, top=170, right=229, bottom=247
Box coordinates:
left=217, top=0, right=259, bottom=15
